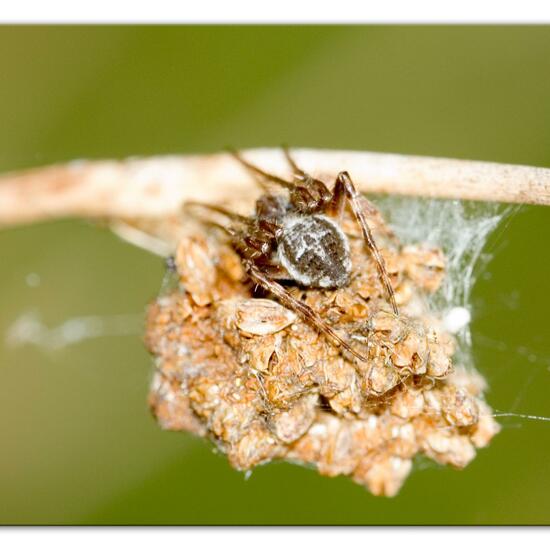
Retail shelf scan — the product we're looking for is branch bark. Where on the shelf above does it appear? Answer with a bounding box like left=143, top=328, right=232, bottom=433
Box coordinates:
left=0, top=148, right=549, bottom=228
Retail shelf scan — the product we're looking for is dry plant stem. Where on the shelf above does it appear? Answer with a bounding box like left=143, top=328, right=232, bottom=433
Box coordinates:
left=0, top=148, right=549, bottom=228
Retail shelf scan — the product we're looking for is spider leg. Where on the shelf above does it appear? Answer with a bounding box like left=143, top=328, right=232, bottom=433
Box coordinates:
left=184, top=201, right=250, bottom=225
left=255, top=262, right=291, bottom=281
left=229, top=149, right=294, bottom=191
left=183, top=201, right=250, bottom=243
left=231, top=148, right=333, bottom=213
left=282, top=146, right=306, bottom=178
left=332, top=171, right=399, bottom=315
left=247, top=263, right=368, bottom=363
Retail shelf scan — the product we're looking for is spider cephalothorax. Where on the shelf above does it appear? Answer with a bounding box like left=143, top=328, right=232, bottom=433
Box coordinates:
left=187, top=149, right=398, bottom=362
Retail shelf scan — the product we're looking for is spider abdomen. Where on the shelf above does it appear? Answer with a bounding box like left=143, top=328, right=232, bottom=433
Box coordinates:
left=278, top=214, right=352, bottom=289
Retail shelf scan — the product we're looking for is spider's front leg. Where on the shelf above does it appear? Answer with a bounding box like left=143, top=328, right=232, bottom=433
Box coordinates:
left=246, top=262, right=368, bottom=363
left=330, top=171, right=399, bottom=315
left=233, top=148, right=333, bottom=214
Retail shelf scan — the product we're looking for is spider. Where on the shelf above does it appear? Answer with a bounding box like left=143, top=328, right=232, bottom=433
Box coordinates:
left=186, top=149, right=398, bottom=362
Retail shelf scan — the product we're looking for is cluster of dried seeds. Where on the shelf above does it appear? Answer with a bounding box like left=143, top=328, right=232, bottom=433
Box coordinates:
left=146, top=206, right=499, bottom=496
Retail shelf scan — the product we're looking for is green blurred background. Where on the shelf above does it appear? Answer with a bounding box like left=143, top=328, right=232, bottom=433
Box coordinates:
left=0, top=26, right=549, bottom=525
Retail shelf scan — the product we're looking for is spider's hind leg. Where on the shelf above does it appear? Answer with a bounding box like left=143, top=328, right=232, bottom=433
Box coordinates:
left=332, top=171, right=399, bottom=315
left=247, top=263, right=368, bottom=363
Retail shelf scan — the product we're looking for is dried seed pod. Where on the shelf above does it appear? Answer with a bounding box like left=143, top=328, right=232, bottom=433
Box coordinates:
left=427, top=335, right=453, bottom=378
left=470, top=402, right=501, bottom=448
left=328, top=382, right=363, bottom=416
left=146, top=203, right=499, bottom=496
left=365, top=357, right=401, bottom=396
left=226, top=422, right=285, bottom=470
left=370, top=309, right=400, bottom=335
left=315, top=357, right=357, bottom=398
left=354, top=454, right=413, bottom=497
left=218, top=246, right=246, bottom=282
left=390, top=388, right=425, bottom=419
left=394, top=280, right=414, bottom=306
left=175, top=235, right=217, bottom=306
left=208, top=400, right=259, bottom=443
left=269, top=393, right=318, bottom=444
left=234, top=299, right=297, bottom=336
left=391, top=322, right=429, bottom=375
left=422, top=431, right=476, bottom=469
left=242, top=333, right=281, bottom=373
left=385, top=421, right=418, bottom=458
left=317, top=426, right=357, bottom=477
left=263, top=351, right=312, bottom=409
left=441, top=386, right=479, bottom=427
left=422, top=387, right=444, bottom=417
left=148, top=372, right=206, bottom=435
left=448, top=366, right=488, bottom=396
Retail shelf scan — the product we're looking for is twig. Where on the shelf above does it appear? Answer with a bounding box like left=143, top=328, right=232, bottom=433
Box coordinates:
left=0, top=148, right=549, bottom=228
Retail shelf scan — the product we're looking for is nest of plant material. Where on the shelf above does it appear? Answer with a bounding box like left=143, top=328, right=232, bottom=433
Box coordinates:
left=145, top=202, right=500, bottom=497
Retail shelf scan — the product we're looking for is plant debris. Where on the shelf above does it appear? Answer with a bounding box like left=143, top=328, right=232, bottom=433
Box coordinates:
left=145, top=203, right=499, bottom=497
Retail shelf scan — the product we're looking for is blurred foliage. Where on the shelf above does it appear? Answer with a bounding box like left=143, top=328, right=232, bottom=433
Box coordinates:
left=0, top=26, right=549, bottom=524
